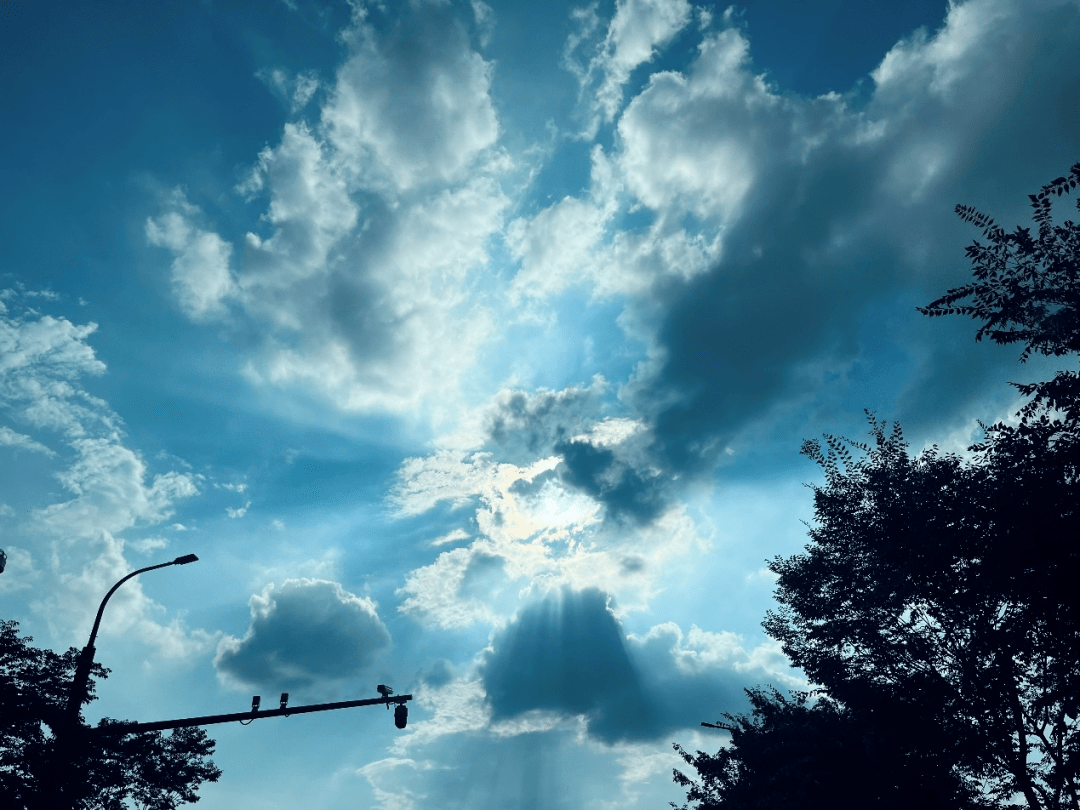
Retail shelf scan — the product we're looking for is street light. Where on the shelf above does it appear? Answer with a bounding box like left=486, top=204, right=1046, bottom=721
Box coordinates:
left=65, top=554, right=200, bottom=725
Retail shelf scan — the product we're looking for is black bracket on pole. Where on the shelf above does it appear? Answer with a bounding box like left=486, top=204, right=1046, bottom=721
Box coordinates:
left=90, top=694, right=413, bottom=736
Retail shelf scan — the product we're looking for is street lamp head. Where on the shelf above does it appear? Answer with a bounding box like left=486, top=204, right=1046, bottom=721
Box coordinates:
left=172, top=554, right=199, bottom=565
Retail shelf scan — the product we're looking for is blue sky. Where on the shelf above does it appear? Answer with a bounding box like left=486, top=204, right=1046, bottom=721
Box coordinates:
left=1, top=0, right=1078, bottom=807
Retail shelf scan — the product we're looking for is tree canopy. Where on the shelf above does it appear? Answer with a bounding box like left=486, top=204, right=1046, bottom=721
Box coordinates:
left=672, top=686, right=986, bottom=810
left=674, top=164, right=1080, bottom=810
left=765, top=414, right=1079, bottom=809
left=918, top=162, right=1080, bottom=431
left=0, top=620, right=221, bottom=810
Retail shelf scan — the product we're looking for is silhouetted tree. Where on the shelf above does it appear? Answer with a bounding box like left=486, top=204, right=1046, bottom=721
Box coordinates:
left=0, top=620, right=221, bottom=810
left=672, top=687, right=987, bottom=810
left=763, top=414, right=1078, bottom=809
left=675, top=164, right=1080, bottom=810
left=919, top=162, right=1080, bottom=434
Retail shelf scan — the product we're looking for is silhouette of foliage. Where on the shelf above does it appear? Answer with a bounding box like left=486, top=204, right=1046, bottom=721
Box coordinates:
left=0, top=620, right=221, bottom=810
left=918, top=162, right=1080, bottom=431
left=672, top=686, right=988, bottom=810
left=676, top=165, right=1080, bottom=810
left=764, top=413, right=1079, bottom=809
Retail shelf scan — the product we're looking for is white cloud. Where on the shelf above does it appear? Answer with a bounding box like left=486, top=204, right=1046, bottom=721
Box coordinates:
left=0, top=546, right=36, bottom=595
left=358, top=756, right=438, bottom=810
left=149, top=5, right=510, bottom=416
left=594, top=0, right=693, bottom=122
left=145, top=193, right=237, bottom=321
left=239, top=122, right=358, bottom=294
left=127, top=536, right=169, bottom=553
left=226, top=501, right=251, bottom=518
left=390, top=676, right=491, bottom=753
left=325, top=7, right=500, bottom=192
left=389, top=450, right=501, bottom=518
left=39, top=439, right=198, bottom=540
left=391, top=382, right=711, bottom=628
left=430, top=528, right=470, bottom=547
left=567, top=0, right=694, bottom=134
left=0, top=297, right=207, bottom=654
left=507, top=195, right=609, bottom=302
left=0, top=425, right=54, bottom=455
left=615, top=27, right=768, bottom=224
left=256, top=66, right=321, bottom=114
left=872, top=0, right=1016, bottom=101
left=397, top=543, right=509, bottom=629
left=0, top=312, right=108, bottom=437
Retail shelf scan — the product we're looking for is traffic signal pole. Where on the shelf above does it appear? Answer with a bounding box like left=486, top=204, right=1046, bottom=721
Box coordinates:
left=90, top=694, right=413, bottom=736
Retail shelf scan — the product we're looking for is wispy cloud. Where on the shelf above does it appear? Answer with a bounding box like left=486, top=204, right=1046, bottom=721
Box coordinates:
left=0, top=294, right=207, bottom=654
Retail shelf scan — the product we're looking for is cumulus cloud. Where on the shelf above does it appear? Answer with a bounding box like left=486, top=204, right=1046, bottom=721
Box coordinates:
left=215, top=578, right=391, bottom=692
left=479, top=587, right=800, bottom=744
left=325, top=4, right=500, bottom=192
left=480, top=587, right=653, bottom=740
left=145, top=193, right=237, bottom=321
left=148, top=2, right=508, bottom=415
left=515, top=0, right=1080, bottom=479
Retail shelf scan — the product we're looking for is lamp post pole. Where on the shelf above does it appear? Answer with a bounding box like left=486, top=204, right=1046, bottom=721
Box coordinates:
left=65, top=554, right=200, bottom=725
left=52, top=555, right=199, bottom=809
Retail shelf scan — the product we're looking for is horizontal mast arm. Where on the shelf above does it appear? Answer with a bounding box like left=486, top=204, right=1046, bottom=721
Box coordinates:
left=91, top=694, right=413, bottom=736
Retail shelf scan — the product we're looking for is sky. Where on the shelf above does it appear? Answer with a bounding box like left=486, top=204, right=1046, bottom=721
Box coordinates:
left=1, top=0, right=1078, bottom=807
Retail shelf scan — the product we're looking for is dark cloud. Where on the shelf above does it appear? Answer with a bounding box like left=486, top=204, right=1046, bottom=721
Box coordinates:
left=215, top=578, right=390, bottom=692
left=480, top=381, right=676, bottom=525
left=616, top=1, right=1080, bottom=474
left=554, top=438, right=666, bottom=525
left=482, top=381, right=606, bottom=465
left=480, top=587, right=657, bottom=742
left=418, top=658, right=455, bottom=689
left=480, top=587, right=779, bottom=743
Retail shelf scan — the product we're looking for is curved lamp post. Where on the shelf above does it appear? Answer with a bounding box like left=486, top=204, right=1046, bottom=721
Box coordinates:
left=65, top=554, right=199, bottom=725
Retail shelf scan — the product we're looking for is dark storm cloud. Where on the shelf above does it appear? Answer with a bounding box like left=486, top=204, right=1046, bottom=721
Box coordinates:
left=215, top=578, right=391, bottom=692
left=480, top=587, right=787, bottom=743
